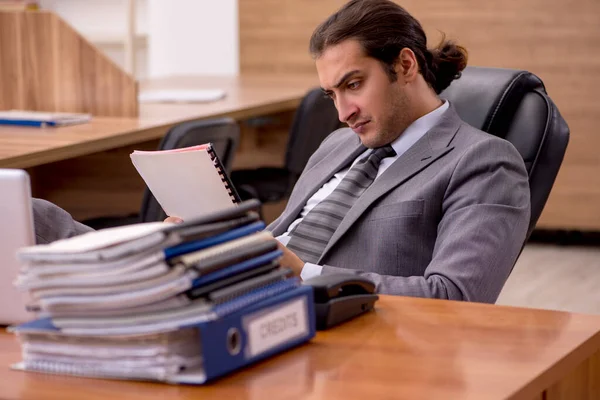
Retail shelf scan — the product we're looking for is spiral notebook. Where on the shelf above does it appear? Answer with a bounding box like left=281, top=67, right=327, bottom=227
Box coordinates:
left=130, top=144, right=240, bottom=220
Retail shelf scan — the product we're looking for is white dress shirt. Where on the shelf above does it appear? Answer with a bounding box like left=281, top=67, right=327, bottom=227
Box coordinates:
left=277, top=101, right=449, bottom=280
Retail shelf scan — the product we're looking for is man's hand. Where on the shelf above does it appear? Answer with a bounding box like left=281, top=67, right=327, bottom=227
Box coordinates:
left=164, top=216, right=183, bottom=224
left=276, top=241, right=305, bottom=278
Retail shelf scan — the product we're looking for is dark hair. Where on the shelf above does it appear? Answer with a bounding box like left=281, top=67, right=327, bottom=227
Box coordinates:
left=309, top=0, right=468, bottom=94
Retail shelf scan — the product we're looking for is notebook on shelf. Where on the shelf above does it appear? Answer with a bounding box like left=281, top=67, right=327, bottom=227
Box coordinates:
left=0, top=110, right=91, bottom=127
left=130, top=143, right=240, bottom=220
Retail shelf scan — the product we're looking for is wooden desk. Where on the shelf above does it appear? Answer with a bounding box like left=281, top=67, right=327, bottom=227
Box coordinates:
left=1, top=296, right=599, bottom=399
left=0, top=74, right=317, bottom=220
left=0, top=74, right=318, bottom=169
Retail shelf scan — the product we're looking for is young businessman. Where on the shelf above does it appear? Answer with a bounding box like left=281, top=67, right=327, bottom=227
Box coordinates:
left=37, top=0, right=529, bottom=303
left=266, top=0, right=530, bottom=303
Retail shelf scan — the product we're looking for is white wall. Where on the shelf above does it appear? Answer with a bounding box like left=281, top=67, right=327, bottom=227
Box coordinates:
left=39, top=0, right=239, bottom=79
left=147, top=0, right=239, bottom=78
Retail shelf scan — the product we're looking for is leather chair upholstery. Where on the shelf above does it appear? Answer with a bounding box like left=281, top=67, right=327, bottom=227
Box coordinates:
left=440, top=66, right=569, bottom=237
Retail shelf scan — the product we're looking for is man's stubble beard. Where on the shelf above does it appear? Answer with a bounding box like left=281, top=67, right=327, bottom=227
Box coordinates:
left=376, top=86, right=411, bottom=147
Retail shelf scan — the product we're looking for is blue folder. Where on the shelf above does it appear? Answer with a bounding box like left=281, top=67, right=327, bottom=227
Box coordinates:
left=181, top=284, right=316, bottom=383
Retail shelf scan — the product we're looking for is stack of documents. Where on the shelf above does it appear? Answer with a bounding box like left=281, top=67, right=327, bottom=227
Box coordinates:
left=138, top=89, right=226, bottom=104
left=9, top=200, right=316, bottom=383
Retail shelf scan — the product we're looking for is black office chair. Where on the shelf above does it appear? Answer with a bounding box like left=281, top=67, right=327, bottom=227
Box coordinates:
left=440, top=66, right=570, bottom=238
left=230, top=88, right=343, bottom=203
left=84, top=117, right=240, bottom=228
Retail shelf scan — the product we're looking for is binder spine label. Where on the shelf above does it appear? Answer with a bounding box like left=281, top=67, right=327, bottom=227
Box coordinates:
left=243, top=297, right=309, bottom=358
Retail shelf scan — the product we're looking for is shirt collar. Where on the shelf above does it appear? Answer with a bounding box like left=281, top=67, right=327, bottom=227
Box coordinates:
left=388, top=100, right=449, bottom=156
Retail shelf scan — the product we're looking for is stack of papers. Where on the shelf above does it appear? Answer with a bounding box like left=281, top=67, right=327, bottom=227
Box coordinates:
left=15, top=326, right=203, bottom=381
left=138, top=89, right=226, bottom=104
left=9, top=200, right=316, bottom=384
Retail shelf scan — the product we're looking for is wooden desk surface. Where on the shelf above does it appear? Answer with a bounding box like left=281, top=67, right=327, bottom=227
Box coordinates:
left=1, top=295, right=599, bottom=400
left=0, top=74, right=318, bottom=168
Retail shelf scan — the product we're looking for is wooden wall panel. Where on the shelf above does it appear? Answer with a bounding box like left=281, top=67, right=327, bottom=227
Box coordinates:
left=240, top=1, right=346, bottom=75
left=20, top=11, right=56, bottom=112
left=0, top=13, right=24, bottom=110
left=0, top=11, right=138, bottom=117
left=240, top=0, right=600, bottom=230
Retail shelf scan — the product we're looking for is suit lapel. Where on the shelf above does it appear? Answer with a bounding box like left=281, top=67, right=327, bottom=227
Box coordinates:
left=318, top=106, right=463, bottom=262
left=275, top=133, right=366, bottom=234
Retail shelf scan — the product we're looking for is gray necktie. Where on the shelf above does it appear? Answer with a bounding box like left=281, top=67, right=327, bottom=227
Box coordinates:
left=286, top=145, right=396, bottom=263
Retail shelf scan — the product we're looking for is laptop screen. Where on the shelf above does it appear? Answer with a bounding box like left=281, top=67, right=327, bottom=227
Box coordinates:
left=0, top=169, right=35, bottom=325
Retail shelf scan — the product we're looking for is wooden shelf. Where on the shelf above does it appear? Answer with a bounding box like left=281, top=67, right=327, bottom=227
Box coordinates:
left=0, top=10, right=139, bottom=117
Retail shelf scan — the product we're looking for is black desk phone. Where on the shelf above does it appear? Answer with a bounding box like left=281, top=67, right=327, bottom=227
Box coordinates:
left=302, top=273, right=379, bottom=330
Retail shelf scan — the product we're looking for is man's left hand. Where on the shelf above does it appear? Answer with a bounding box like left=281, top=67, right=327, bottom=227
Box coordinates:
left=276, top=241, right=305, bottom=278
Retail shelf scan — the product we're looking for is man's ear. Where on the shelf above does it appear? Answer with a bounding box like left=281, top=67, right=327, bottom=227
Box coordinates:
left=394, top=48, right=419, bottom=82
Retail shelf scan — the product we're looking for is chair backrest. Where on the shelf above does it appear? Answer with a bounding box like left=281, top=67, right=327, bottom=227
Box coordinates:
left=285, top=88, right=344, bottom=178
left=440, top=66, right=570, bottom=237
left=140, top=117, right=240, bottom=222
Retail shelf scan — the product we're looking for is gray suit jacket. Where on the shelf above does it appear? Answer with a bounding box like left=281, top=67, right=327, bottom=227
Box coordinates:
left=32, top=198, right=94, bottom=245
left=268, top=106, right=530, bottom=303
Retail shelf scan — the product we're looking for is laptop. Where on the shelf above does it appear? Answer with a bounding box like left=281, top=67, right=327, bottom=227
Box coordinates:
left=0, top=169, right=35, bottom=325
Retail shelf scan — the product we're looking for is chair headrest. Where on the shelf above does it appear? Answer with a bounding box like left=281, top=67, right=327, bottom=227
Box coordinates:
left=440, top=66, right=547, bottom=136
